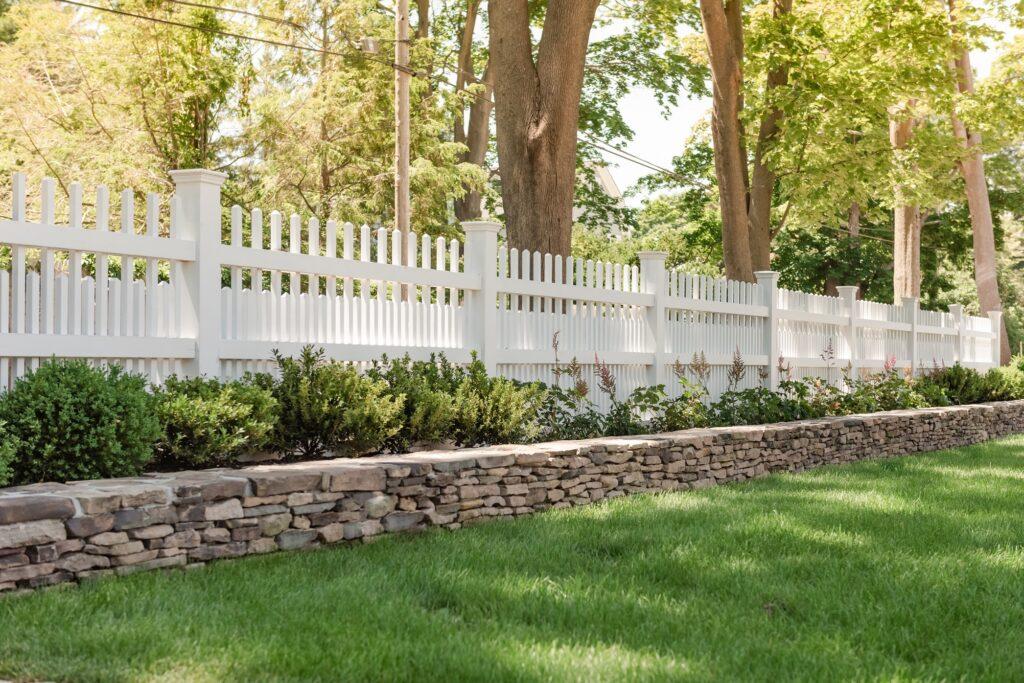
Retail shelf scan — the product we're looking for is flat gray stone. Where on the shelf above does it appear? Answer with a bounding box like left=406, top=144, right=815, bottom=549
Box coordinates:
left=327, top=466, right=386, bottom=492
left=114, top=506, right=177, bottom=530
left=88, top=531, right=129, bottom=546
left=180, top=499, right=243, bottom=522
left=0, top=562, right=56, bottom=583
left=258, top=513, right=292, bottom=537
left=0, top=519, right=67, bottom=549
left=128, top=524, right=174, bottom=540
left=189, top=542, right=247, bottom=562
left=245, top=469, right=323, bottom=496
left=0, top=495, right=76, bottom=524
left=364, top=494, right=396, bottom=519
left=276, top=529, right=318, bottom=550
left=382, top=511, right=424, bottom=532
left=65, top=514, right=115, bottom=538
left=56, top=553, right=111, bottom=573
left=70, top=489, right=124, bottom=514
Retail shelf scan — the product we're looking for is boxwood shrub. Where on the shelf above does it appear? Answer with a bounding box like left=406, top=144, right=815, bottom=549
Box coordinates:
left=0, top=360, right=160, bottom=484
left=260, top=346, right=404, bottom=459
left=0, top=420, right=15, bottom=487
left=153, top=376, right=278, bottom=470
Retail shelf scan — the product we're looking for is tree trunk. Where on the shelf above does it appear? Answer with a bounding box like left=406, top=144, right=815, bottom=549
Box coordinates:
left=453, top=0, right=491, bottom=221
left=747, top=0, right=792, bottom=273
left=890, top=115, right=921, bottom=299
left=416, top=0, right=429, bottom=39
left=847, top=202, right=860, bottom=238
left=699, top=0, right=753, bottom=281
left=490, top=0, right=600, bottom=257
left=948, top=0, right=1010, bottom=363
left=454, top=65, right=493, bottom=221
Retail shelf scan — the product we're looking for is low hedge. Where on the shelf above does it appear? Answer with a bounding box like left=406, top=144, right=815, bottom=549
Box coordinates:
left=0, top=360, right=160, bottom=485
left=2, top=350, right=1023, bottom=487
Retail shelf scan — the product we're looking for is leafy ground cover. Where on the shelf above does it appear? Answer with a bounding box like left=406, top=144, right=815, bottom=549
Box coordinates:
left=2, top=437, right=1023, bottom=682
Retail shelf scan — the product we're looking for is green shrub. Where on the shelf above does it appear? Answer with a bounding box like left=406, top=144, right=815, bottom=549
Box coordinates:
left=843, top=364, right=928, bottom=413
left=916, top=363, right=1015, bottom=405
left=989, top=358, right=1024, bottom=399
left=0, top=360, right=159, bottom=484
left=914, top=378, right=951, bottom=407
left=264, top=346, right=404, bottom=459
left=153, top=376, right=278, bottom=469
left=0, top=420, right=16, bottom=487
left=366, top=354, right=463, bottom=452
left=658, top=379, right=711, bottom=432
left=452, top=358, right=545, bottom=447
left=710, top=386, right=814, bottom=426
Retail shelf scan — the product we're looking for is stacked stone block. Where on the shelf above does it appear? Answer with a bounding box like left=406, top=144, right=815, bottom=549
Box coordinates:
left=3, top=401, right=1023, bottom=594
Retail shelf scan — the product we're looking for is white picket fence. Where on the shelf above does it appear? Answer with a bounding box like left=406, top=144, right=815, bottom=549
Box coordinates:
left=0, top=170, right=1001, bottom=407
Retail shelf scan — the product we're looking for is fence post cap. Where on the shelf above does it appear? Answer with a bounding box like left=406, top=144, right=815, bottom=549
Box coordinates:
left=836, top=285, right=859, bottom=296
left=948, top=303, right=964, bottom=315
left=168, top=169, right=228, bottom=186
left=636, top=250, right=668, bottom=261
left=753, top=270, right=779, bottom=283
left=460, top=220, right=501, bottom=234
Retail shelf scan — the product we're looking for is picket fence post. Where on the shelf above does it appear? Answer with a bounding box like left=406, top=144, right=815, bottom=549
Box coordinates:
left=949, top=304, right=964, bottom=364
left=461, top=220, right=500, bottom=374
left=754, top=271, right=780, bottom=390
left=904, top=296, right=919, bottom=375
left=169, top=169, right=227, bottom=378
left=837, top=285, right=860, bottom=378
left=638, top=251, right=668, bottom=387
left=988, top=310, right=1003, bottom=368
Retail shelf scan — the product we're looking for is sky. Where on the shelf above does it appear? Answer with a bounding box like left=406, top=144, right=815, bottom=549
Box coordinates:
left=603, top=25, right=1020, bottom=207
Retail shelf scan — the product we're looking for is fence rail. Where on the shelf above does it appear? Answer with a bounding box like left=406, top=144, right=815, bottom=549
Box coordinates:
left=0, top=170, right=1002, bottom=405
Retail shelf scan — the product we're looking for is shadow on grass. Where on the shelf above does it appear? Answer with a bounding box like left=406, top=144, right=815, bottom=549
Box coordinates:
left=2, top=438, right=1023, bottom=682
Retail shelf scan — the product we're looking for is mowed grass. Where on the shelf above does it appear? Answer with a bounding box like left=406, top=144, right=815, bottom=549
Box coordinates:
left=3, top=438, right=1024, bottom=682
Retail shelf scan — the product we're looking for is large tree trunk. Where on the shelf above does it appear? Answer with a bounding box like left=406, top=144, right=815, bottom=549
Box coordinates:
left=453, top=0, right=492, bottom=221
left=747, top=0, right=792, bottom=273
left=490, top=0, right=600, bottom=257
left=948, top=1, right=1010, bottom=363
left=699, top=0, right=753, bottom=281
left=454, top=66, right=493, bottom=221
left=890, top=115, right=922, bottom=299
left=699, top=0, right=791, bottom=281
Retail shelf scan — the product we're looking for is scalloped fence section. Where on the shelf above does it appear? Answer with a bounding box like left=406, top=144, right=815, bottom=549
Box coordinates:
left=2, top=401, right=1023, bottom=595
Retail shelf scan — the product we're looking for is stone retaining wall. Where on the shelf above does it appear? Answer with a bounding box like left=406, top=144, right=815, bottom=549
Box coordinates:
left=3, top=401, right=1024, bottom=594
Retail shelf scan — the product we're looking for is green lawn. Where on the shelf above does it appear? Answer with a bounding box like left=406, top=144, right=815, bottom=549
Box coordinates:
left=3, top=438, right=1024, bottom=682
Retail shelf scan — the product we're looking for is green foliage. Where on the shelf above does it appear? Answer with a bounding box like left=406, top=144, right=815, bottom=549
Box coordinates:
left=917, top=363, right=1017, bottom=406
left=843, top=364, right=930, bottom=413
left=264, top=347, right=403, bottom=459
left=451, top=358, right=545, bottom=448
left=658, top=379, right=711, bottom=432
left=0, top=360, right=159, bottom=484
left=709, top=386, right=814, bottom=427
left=542, top=354, right=711, bottom=439
left=367, top=355, right=464, bottom=452
left=0, top=420, right=15, bottom=487
left=153, top=376, right=277, bottom=470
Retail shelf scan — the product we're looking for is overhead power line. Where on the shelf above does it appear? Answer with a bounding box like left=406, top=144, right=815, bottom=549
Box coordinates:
left=53, top=0, right=897, bottom=248
left=58, top=0, right=419, bottom=76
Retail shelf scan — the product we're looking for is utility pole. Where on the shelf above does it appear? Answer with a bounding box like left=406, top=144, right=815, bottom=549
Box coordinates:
left=395, top=0, right=411, bottom=241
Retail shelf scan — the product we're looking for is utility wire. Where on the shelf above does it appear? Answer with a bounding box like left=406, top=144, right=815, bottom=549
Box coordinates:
left=159, top=0, right=311, bottom=35
left=54, top=0, right=896, bottom=248
left=58, top=0, right=420, bottom=76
